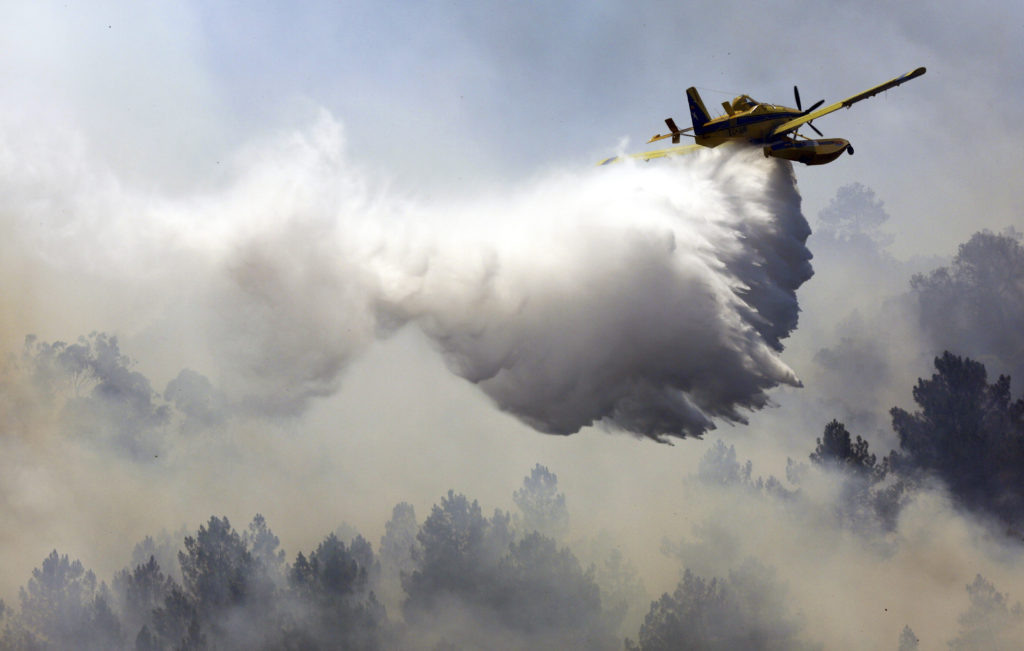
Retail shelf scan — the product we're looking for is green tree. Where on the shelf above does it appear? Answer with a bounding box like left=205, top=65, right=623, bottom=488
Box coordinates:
left=810, top=420, right=877, bottom=478
left=151, top=584, right=201, bottom=650
left=809, top=420, right=910, bottom=532
left=112, top=555, right=175, bottom=646
left=897, top=624, right=919, bottom=650
left=21, top=333, right=170, bottom=458
left=178, top=516, right=256, bottom=614
left=911, top=230, right=1024, bottom=381
left=244, top=513, right=286, bottom=585
left=595, top=546, right=647, bottom=635
left=626, top=560, right=815, bottom=651
left=14, top=550, right=122, bottom=650
left=404, top=489, right=617, bottom=648
left=174, top=515, right=278, bottom=648
left=890, top=352, right=1024, bottom=523
left=288, top=533, right=386, bottom=650
left=697, top=440, right=753, bottom=488
left=290, top=534, right=367, bottom=599
left=379, top=502, right=419, bottom=579
left=403, top=491, right=496, bottom=615
left=494, top=532, right=615, bottom=648
left=949, top=575, right=1024, bottom=650
left=817, top=182, right=892, bottom=246
left=377, top=502, right=420, bottom=615
left=512, top=464, right=569, bottom=539
left=128, top=531, right=185, bottom=584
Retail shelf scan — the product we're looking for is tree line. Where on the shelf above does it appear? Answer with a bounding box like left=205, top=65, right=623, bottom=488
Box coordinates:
left=4, top=343, right=1024, bottom=651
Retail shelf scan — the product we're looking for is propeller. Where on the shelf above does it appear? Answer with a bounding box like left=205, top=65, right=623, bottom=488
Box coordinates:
left=794, top=85, right=825, bottom=137
left=790, top=84, right=823, bottom=114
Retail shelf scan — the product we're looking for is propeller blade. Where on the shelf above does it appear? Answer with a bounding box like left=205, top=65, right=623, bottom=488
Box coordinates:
left=808, top=122, right=824, bottom=137
left=804, top=99, right=824, bottom=114
left=793, top=86, right=802, bottom=111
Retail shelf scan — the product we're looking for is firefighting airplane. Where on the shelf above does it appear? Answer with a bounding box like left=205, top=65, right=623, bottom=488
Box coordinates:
left=599, top=67, right=926, bottom=166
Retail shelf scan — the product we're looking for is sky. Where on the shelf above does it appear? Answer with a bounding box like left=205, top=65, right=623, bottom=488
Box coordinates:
left=3, top=2, right=1020, bottom=246
left=2, top=1, right=1024, bottom=647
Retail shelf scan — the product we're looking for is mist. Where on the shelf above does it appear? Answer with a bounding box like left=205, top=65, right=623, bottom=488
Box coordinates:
left=4, top=110, right=1024, bottom=648
left=4, top=113, right=812, bottom=441
left=4, top=2, right=1024, bottom=649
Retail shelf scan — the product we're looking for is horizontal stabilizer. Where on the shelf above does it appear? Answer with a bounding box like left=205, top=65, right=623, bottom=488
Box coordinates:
left=647, top=119, right=694, bottom=144
left=665, top=118, right=681, bottom=143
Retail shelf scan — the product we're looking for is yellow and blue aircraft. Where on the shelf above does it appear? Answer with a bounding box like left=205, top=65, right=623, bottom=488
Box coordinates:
left=600, top=67, right=926, bottom=166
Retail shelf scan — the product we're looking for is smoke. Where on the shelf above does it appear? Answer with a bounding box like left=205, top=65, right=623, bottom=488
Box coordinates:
left=4, top=112, right=811, bottom=441
left=4, top=5, right=1024, bottom=648
left=17, top=103, right=1024, bottom=650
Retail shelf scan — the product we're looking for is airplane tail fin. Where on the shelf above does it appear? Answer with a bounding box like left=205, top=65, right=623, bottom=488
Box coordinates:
left=686, top=87, right=711, bottom=135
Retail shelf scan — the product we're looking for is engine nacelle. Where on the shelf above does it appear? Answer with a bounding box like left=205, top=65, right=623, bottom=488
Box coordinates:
left=763, top=138, right=852, bottom=166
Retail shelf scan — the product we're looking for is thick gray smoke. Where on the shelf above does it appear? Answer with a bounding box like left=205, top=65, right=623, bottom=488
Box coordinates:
left=4, top=115, right=811, bottom=441
left=7, top=111, right=1024, bottom=650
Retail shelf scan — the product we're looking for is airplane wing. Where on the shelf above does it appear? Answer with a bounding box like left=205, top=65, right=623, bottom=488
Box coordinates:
left=770, top=67, right=926, bottom=137
left=598, top=144, right=703, bottom=166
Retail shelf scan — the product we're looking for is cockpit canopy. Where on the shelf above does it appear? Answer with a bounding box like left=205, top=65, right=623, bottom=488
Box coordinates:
left=730, top=95, right=758, bottom=112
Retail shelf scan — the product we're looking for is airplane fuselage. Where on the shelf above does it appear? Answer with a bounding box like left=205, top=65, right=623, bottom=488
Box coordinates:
left=692, top=95, right=811, bottom=146
left=692, top=96, right=851, bottom=165
left=693, top=103, right=803, bottom=147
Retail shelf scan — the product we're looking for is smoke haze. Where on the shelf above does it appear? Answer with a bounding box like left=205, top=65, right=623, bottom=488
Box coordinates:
left=5, top=109, right=1024, bottom=649
left=4, top=115, right=811, bottom=440
left=3, top=3, right=1024, bottom=649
